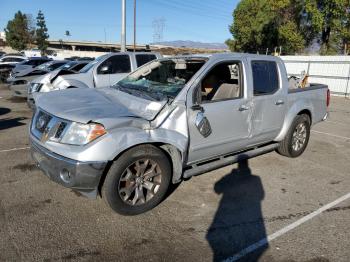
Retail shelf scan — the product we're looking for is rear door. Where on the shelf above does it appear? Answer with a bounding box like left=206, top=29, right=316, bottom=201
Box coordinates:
left=247, top=59, right=287, bottom=144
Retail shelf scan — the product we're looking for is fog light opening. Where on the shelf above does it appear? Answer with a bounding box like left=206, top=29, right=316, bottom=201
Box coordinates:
left=60, top=168, right=71, bottom=183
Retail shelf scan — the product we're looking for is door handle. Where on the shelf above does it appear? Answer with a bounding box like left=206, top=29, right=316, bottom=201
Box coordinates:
left=275, top=100, right=284, bottom=105
left=238, top=105, right=250, bottom=111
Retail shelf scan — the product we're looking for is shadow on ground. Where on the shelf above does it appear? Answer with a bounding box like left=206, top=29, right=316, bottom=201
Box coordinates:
left=6, top=97, right=27, bottom=103
left=206, top=158, right=267, bottom=261
left=0, top=117, right=27, bottom=130
left=0, top=108, right=11, bottom=116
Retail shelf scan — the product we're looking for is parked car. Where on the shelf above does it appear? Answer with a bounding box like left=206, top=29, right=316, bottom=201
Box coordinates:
left=47, top=52, right=162, bottom=91
left=2, top=53, right=25, bottom=57
left=10, top=57, right=52, bottom=75
left=8, top=60, right=68, bottom=98
left=30, top=53, right=329, bottom=215
left=0, top=51, right=6, bottom=58
left=0, top=55, right=27, bottom=82
left=0, top=55, right=26, bottom=65
left=22, top=49, right=42, bottom=57
left=27, top=60, right=90, bottom=107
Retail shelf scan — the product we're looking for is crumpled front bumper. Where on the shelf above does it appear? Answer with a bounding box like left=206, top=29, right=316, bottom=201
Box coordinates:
left=30, top=140, right=108, bottom=199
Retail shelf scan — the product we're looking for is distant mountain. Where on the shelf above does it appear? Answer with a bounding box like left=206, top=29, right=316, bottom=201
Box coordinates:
left=153, top=40, right=228, bottom=50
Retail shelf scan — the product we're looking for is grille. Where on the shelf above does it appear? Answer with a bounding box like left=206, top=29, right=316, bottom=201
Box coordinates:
left=54, top=122, right=67, bottom=138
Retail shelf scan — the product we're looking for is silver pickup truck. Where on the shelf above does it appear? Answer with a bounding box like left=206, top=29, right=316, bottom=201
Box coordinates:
left=30, top=53, right=329, bottom=215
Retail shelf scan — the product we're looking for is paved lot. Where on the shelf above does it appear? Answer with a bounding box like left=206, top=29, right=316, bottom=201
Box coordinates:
left=0, top=84, right=349, bottom=262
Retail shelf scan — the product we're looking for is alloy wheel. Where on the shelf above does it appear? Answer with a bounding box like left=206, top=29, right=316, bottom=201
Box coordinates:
left=118, top=159, right=162, bottom=206
left=292, top=122, right=307, bottom=151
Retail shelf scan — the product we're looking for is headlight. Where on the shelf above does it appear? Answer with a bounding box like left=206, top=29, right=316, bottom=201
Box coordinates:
left=29, top=83, right=43, bottom=93
left=59, top=122, right=106, bottom=145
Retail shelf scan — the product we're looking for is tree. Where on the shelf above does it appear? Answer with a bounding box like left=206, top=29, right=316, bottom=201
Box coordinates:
left=36, top=10, right=49, bottom=55
left=227, top=0, right=350, bottom=55
left=227, top=0, right=305, bottom=54
left=4, top=11, right=31, bottom=51
left=304, top=0, right=349, bottom=54
left=228, top=0, right=273, bottom=53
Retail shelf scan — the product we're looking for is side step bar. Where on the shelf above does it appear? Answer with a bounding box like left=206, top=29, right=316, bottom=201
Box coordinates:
left=183, top=143, right=279, bottom=179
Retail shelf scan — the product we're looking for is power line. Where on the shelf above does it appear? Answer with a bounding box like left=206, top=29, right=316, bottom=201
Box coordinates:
left=148, top=0, right=232, bottom=21
left=152, top=18, right=166, bottom=43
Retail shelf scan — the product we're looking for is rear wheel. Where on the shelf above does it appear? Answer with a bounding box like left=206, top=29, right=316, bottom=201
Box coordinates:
left=102, top=145, right=171, bottom=215
left=277, top=114, right=311, bottom=158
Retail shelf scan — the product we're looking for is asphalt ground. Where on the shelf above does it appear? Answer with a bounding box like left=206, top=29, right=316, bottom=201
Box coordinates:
left=0, top=84, right=349, bottom=262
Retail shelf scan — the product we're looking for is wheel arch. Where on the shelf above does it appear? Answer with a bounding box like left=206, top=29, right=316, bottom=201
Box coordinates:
left=275, top=101, right=314, bottom=142
left=297, top=109, right=312, bottom=124
left=98, top=142, right=184, bottom=196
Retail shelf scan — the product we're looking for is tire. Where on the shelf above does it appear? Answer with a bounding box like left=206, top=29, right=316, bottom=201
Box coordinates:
left=277, top=114, right=311, bottom=158
left=102, top=145, right=172, bottom=215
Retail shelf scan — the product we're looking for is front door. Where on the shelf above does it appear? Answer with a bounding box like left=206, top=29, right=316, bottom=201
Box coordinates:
left=95, top=54, right=132, bottom=88
left=187, top=60, right=252, bottom=164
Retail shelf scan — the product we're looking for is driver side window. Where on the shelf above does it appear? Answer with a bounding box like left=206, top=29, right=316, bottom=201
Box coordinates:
left=97, top=55, right=131, bottom=75
left=200, top=61, right=243, bottom=103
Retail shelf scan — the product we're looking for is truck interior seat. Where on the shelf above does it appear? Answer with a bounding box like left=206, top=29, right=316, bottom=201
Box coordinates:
left=212, top=83, right=240, bottom=100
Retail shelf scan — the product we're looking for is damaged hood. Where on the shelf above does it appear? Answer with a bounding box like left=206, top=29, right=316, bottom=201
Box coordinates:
left=15, top=67, right=47, bottom=77
left=32, top=69, right=77, bottom=85
left=34, top=87, right=167, bottom=127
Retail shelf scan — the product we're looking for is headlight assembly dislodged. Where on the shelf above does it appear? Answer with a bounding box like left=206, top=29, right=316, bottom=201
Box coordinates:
left=60, top=122, right=107, bottom=145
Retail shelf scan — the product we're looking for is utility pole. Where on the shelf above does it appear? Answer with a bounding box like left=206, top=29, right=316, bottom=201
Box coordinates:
left=133, top=0, right=136, bottom=52
left=121, top=0, right=126, bottom=52
left=104, top=28, right=107, bottom=44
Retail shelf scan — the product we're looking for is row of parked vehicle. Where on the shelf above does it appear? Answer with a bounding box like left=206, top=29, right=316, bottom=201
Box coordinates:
left=1, top=51, right=162, bottom=108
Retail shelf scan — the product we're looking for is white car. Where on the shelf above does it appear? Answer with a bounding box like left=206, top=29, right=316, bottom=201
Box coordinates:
left=49, top=52, right=162, bottom=90
left=0, top=55, right=27, bottom=66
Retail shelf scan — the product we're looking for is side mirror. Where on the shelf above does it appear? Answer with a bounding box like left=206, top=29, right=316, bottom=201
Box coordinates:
left=99, top=66, right=110, bottom=74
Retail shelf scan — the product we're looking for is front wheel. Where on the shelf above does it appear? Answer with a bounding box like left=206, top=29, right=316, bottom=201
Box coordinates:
left=102, top=145, right=171, bottom=215
left=276, top=114, right=311, bottom=158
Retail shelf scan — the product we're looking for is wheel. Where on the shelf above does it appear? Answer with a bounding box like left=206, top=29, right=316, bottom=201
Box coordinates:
left=102, top=145, right=171, bottom=215
left=277, top=114, right=311, bottom=158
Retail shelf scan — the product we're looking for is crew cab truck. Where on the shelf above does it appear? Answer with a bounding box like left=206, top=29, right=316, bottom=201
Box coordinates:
left=30, top=53, right=329, bottom=215
left=42, top=52, right=162, bottom=91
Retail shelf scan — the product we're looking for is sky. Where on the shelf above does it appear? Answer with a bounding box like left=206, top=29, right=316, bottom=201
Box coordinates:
left=0, top=0, right=239, bottom=45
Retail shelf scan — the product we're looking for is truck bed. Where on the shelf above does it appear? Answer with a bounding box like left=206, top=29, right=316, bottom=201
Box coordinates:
left=288, top=83, right=328, bottom=94
left=287, top=83, right=329, bottom=125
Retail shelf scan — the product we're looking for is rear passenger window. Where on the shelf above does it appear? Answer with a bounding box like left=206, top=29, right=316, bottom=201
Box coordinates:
left=252, top=61, right=279, bottom=95
left=136, top=54, right=157, bottom=67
